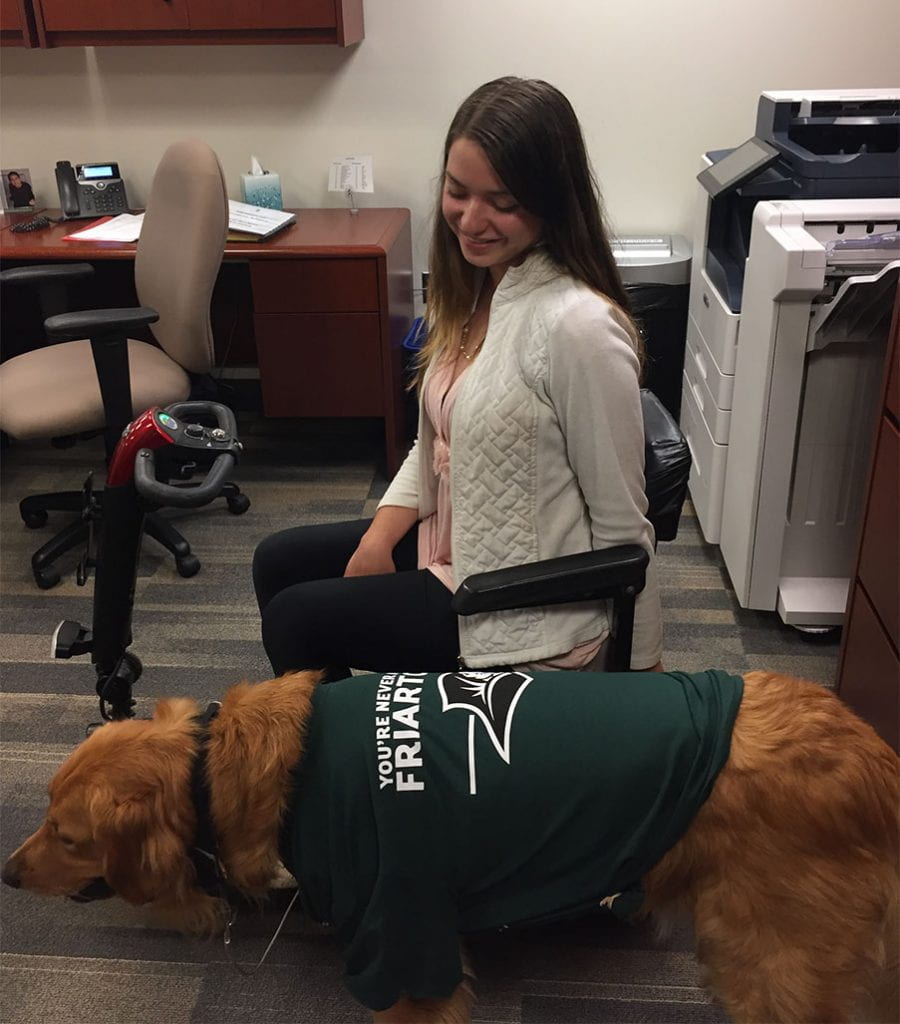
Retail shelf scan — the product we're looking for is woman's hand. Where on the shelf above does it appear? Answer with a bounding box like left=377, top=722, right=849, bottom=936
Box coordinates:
left=344, top=538, right=397, bottom=578
left=343, top=504, right=419, bottom=578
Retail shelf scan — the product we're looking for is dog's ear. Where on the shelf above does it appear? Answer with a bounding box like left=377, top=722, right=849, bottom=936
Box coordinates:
left=152, top=698, right=197, bottom=724
left=89, top=785, right=194, bottom=906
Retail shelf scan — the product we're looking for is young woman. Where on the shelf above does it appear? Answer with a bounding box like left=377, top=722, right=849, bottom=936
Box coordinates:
left=253, top=77, right=663, bottom=679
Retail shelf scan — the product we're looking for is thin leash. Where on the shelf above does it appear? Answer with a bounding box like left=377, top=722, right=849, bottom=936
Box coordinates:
left=222, top=888, right=301, bottom=976
left=189, top=701, right=302, bottom=976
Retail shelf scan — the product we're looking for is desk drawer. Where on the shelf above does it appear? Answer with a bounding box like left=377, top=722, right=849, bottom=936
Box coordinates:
left=256, top=312, right=383, bottom=417
left=840, top=583, right=899, bottom=752
left=251, top=259, right=379, bottom=314
left=887, top=335, right=898, bottom=422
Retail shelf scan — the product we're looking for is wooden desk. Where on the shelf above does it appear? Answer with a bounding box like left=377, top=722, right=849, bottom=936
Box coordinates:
left=0, top=207, right=414, bottom=476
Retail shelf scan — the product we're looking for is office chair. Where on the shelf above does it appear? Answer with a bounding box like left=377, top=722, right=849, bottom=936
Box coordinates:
left=0, top=139, right=249, bottom=589
left=453, top=389, right=690, bottom=671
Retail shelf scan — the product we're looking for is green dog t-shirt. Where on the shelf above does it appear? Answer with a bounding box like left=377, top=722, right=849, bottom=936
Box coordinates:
left=279, top=669, right=744, bottom=1011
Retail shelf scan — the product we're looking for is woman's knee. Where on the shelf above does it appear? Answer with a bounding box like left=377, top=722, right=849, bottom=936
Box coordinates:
left=252, top=530, right=290, bottom=612
left=261, top=583, right=328, bottom=674
left=253, top=519, right=368, bottom=612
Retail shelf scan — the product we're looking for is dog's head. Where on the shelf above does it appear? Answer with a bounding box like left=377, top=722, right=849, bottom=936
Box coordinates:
left=1, top=697, right=226, bottom=932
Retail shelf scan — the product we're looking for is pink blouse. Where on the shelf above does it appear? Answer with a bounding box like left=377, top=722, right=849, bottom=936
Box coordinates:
left=417, top=355, right=604, bottom=670
left=417, top=356, right=460, bottom=591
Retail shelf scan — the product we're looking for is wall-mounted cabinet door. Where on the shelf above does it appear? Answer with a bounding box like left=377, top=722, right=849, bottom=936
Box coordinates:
left=188, top=0, right=337, bottom=30
left=39, top=0, right=189, bottom=32
left=0, top=0, right=36, bottom=45
left=29, top=0, right=363, bottom=45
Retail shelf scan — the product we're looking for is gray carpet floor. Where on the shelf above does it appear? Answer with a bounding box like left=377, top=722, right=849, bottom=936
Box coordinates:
left=0, top=413, right=842, bottom=1024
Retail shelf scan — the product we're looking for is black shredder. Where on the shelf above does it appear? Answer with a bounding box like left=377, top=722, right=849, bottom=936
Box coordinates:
left=615, top=236, right=692, bottom=420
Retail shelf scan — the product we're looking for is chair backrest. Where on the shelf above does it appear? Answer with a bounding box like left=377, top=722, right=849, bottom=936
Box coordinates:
left=641, top=388, right=691, bottom=543
left=134, top=139, right=228, bottom=375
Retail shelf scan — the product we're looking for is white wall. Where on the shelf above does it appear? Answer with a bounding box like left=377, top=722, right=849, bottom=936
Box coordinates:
left=2, top=0, right=899, bottom=289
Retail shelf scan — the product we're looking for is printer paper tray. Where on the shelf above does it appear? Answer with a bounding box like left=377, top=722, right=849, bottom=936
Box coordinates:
left=808, top=260, right=900, bottom=351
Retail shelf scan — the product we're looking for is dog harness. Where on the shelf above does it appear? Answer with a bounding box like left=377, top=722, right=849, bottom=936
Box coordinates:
left=279, top=669, right=744, bottom=1012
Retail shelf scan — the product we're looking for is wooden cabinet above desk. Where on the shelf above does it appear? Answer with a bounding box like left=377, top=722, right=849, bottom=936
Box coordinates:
left=0, top=0, right=37, bottom=46
left=4, top=0, right=362, bottom=46
left=0, top=207, right=413, bottom=476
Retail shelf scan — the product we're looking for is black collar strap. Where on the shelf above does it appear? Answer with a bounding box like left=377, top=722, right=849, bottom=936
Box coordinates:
left=189, top=701, right=236, bottom=900
left=70, top=702, right=231, bottom=906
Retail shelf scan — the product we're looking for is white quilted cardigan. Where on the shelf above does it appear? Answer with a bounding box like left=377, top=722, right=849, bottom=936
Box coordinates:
left=380, top=251, right=663, bottom=669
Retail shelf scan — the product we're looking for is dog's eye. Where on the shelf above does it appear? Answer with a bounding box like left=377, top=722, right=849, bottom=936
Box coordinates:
left=58, top=834, right=78, bottom=848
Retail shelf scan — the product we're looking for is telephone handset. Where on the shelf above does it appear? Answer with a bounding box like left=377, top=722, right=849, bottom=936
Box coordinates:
left=55, top=160, right=130, bottom=220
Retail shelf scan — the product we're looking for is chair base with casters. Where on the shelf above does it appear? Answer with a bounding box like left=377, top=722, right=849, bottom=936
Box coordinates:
left=20, top=479, right=250, bottom=590
left=452, top=389, right=691, bottom=672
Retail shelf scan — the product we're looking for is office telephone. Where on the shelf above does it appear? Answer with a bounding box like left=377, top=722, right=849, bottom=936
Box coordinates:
left=55, top=160, right=130, bottom=219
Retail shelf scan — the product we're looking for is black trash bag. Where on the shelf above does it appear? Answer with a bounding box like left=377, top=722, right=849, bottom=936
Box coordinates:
left=640, top=389, right=691, bottom=543
left=627, top=282, right=689, bottom=420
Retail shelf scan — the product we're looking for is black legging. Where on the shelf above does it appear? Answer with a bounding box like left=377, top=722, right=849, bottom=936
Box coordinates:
left=252, top=519, right=461, bottom=679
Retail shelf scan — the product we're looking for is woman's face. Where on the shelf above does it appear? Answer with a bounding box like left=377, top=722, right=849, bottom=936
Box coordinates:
left=442, top=137, right=541, bottom=284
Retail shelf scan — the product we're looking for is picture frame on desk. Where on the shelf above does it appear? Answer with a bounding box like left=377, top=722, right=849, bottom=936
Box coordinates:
left=1, top=167, right=37, bottom=211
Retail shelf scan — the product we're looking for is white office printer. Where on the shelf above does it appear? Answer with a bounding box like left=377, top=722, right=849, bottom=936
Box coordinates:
left=682, top=89, right=900, bottom=628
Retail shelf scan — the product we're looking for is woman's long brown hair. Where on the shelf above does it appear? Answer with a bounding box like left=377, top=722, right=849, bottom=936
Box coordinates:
left=417, top=76, right=641, bottom=380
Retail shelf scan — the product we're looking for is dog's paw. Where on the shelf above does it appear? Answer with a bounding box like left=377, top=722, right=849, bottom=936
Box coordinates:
left=268, top=862, right=298, bottom=891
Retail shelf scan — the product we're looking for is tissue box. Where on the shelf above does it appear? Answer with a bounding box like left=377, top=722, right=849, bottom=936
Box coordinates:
left=241, top=172, right=283, bottom=210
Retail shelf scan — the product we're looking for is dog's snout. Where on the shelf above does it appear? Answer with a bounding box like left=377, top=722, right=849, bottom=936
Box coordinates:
left=1, top=860, right=22, bottom=888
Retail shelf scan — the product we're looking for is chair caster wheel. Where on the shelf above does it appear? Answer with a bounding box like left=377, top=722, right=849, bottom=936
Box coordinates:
left=227, top=494, right=251, bottom=515
left=34, top=566, right=61, bottom=589
left=23, top=510, right=48, bottom=529
left=176, top=554, right=201, bottom=578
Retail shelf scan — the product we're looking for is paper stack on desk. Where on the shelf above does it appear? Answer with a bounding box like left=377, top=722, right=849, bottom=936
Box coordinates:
left=62, top=203, right=296, bottom=245
left=62, top=213, right=145, bottom=242
left=227, top=201, right=295, bottom=241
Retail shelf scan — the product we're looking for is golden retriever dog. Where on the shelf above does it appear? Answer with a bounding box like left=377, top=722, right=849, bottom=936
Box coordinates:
left=3, top=668, right=898, bottom=1024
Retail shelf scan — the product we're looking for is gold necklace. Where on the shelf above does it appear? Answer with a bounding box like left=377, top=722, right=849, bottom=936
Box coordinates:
left=459, top=321, right=485, bottom=362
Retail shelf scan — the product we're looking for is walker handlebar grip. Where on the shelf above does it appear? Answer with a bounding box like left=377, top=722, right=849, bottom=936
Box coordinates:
left=164, top=400, right=238, bottom=438
left=132, top=400, right=240, bottom=507
left=134, top=448, right=236, bottom=507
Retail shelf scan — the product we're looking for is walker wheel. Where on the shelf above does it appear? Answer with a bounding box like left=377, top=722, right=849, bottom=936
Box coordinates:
left=121, top=651, right=143, bottom=683
left=226, top=494, right=251, bottom=515
left=23, top=510, right=48, bottom=529
left=34, top=566, right=61, bottom=589
left=176, top=554, right=201, bottom=578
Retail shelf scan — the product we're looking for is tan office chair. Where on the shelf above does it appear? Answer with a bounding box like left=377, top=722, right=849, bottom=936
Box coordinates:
left=0, top=139, right=249, bottom=588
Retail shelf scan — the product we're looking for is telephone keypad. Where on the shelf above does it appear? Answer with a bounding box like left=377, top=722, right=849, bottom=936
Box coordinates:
left=84, top=181, right=127, bottom=215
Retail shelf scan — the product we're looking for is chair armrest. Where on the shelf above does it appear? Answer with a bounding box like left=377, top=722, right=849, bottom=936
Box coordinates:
left=44, top=306, right=159, bottom=340
left=452, top=545, right=649, bottom=615
left=0, top=263, right=94, bottom=287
